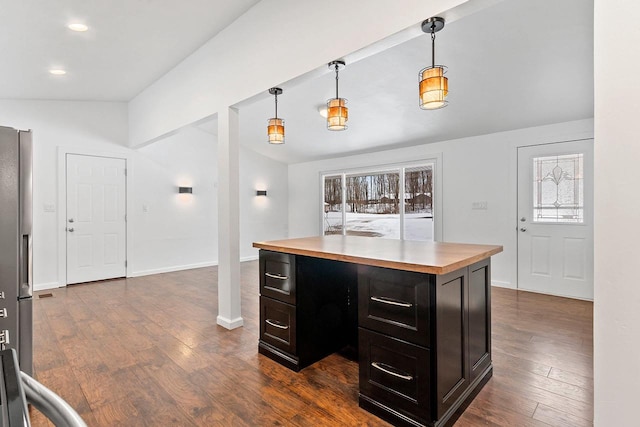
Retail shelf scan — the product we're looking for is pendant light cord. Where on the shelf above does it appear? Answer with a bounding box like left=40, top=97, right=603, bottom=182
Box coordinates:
left=431, top=27, right=436, bottom=67
left=274, top=92, right=278, bottom=119
left=335, top=63, right=340, bottom=99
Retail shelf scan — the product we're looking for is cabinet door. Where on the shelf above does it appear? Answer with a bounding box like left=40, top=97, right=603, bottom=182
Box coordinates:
left=260, top=250, right=296, bottom=304
left=358, top=265, right=431, bottom=347
left=260, top=297, right=296, bottom=355
left=359, top=328, right=431, bottom=424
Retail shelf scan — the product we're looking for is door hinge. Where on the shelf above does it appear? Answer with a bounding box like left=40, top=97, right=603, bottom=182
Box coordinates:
left=125, top=260, right=128, bottom=267
left=124, top=168, right=127, bottom=176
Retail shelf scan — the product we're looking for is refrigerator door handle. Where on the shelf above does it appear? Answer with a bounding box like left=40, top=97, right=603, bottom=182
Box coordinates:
left=20, top=234, right=32, bottom=298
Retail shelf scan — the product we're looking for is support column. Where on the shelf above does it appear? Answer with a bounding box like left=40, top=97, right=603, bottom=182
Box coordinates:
left=216, top=106, right=243, bottom=329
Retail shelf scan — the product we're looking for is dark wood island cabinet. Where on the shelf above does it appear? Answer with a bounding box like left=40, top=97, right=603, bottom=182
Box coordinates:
left=253, top=236, right=502, bottom=427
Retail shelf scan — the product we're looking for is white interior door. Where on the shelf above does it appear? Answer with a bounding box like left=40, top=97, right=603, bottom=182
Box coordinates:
left=66, top=154, right=126, bottom=284
left=517, top=140, right=593, bottom=300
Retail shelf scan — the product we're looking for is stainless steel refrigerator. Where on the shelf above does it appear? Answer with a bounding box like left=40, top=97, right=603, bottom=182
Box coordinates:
left=0, top=126, right=32, bottom=376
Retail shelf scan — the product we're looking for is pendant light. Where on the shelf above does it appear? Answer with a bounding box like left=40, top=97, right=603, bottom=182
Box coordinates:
left=419, top=17, right=448, bottom=110
left=327, top=60, right=348, bottom=131
left=267, top=87, right=284, bottom=144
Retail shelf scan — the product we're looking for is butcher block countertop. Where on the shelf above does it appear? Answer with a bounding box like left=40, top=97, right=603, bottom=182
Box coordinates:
left=253, top=235, right=503, bottom=275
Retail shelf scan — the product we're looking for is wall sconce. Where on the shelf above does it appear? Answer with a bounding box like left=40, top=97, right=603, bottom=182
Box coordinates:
left=419, top=17, right=448, bottom=110
left=256, top=190, right=267, bottom=196
left=178, top=186, right=193, bottom=194
left=327, top=60, right=348, bottom=131
left=267, top=87, right=285, bottom=144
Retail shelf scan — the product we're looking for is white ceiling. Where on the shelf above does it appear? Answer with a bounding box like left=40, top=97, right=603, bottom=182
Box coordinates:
left=0, top=0, right=593, bottom=165
left=0, top=0, right=260, bottom=101
left=234, top=0, right=594, bottom=164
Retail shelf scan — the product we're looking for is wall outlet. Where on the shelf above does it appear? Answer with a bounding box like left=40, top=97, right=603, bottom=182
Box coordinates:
left=472, top=201, right=488, bottom=210
left=142, top=205, right=149, bottom=213
left=43, top=204, right=56, bottom=213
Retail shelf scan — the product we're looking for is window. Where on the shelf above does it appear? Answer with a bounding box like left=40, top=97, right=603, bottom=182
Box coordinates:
left=532, top=153, right=584, bottom=223
left=345, top=171, right=400, bottom=238
left=404, top=166, right=433, bottom=241
left=323, top=175, right=342, bottom=235
left=322, top=162, right=435, bottom=241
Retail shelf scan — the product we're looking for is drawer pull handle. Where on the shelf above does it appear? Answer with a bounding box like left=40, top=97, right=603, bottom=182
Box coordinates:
left=371, top=362, right=413, bottom=381
left=264, top=285, right=288, bottom=295
left=265, top=272, right=288, bottom=280
left=265, top=319, right=289, bottom=330
left=370, top=296, right=413, bottom=308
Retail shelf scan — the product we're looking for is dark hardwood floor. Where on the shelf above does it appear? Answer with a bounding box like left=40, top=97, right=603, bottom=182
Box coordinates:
left=30, top=261, right=593, bottom=426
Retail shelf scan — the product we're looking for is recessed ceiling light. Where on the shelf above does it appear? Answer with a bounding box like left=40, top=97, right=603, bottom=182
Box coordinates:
left=49, top=69, right=67, bottom=75
left=68, top=23, right=88, bottom=32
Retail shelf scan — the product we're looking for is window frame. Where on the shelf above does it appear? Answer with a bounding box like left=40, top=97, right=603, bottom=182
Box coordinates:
left=319, top=156, right=443, bottom=241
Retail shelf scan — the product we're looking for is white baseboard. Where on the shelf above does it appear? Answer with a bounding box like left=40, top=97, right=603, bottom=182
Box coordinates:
left=130, top=261, right=218, bottom=277
left=34, top=282, right=63, bottom=291
left=491, top=280, right=514, bottom=289
left=216, top=316, right=244, bottom=330
left=131, top=257, right=259, bottom=278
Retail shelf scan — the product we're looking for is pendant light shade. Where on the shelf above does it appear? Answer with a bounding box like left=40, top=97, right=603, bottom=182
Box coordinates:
left=419, top=17, right=448, bottom=110
left=267, top=87, right=284, bottom=144
left=327, top=60, right=348, bottom=131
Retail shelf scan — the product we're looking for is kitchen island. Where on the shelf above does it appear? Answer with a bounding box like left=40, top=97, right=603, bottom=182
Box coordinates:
left=253, top=235, right=503, bottom=427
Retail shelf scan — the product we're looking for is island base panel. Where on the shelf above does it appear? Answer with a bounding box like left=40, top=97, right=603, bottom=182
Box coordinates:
left=258, top=340, right=301, bottom=372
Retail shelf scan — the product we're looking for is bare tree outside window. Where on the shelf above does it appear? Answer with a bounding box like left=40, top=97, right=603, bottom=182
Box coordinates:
left=344, top=172, right=400, bottom=237
left=405, top=166, right=433, bottom=214
left=404, top=166, right=433, bottom=241
left=323, top=175, right=342, bottom=235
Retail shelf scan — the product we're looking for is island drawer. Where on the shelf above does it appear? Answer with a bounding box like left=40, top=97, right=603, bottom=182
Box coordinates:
left=359, top=328, right=431, bottom=425
left=260, top=296, right=296, bottom=355
left=358, top=265, right=431, bottom=347
left=260, top=250, right=296, bottom=304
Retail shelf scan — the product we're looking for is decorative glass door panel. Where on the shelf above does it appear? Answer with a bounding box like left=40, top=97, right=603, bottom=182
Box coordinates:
left=532, top=154, right=584, bottom=223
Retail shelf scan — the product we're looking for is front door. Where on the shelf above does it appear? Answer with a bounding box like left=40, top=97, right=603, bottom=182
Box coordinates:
left=517, top=140, right=594, bottom=300
left=66, top=154, right=126, bottom=284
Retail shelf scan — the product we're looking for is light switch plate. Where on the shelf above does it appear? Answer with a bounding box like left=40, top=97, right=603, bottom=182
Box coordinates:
left=43, top=204, right=56, bottom=213
left=472, top=201, right=488, bottom=210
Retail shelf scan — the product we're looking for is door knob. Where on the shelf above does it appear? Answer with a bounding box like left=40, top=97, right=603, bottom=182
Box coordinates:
left=68, top=218, right=74, bottom=223
left=520, top=217, right=526, bottom=222
left=68, top=228, right=75, bottom=232
left=520, top=227, right=527, bottom=232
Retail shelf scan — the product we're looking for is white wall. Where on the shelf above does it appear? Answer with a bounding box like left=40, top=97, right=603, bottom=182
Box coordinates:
left=132, top=127, right=218, bottom=276
left=240, top=146, right=289, bottom=261
left=132, top=130, right=290, bottom=272
left=288, top=119, right=594, bottom=289
left=1, top=100, right=288, bottom=287
left=0, top=100, right=129, bottom=288
left=593, top=0, right=640, bottom=424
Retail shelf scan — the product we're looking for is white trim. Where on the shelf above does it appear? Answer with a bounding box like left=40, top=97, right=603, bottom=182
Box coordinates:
left=216, top=316, right=244, bottom=330
left=131, top=261, right=217, bottom=277
left=515, top=286, right=594, bottom=302
left=57, top=146, right=134, bottom=287
left=33, top=282, right=63, bottom=291
left=491, top=281, right=514, bottom=290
